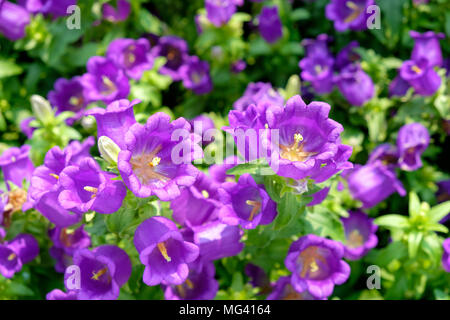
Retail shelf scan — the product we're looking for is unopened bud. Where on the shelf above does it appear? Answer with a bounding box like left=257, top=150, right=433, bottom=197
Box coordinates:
left=30, top=95, right=53, bottom=124
left=98, top=136, right=120, bottom=165
left=284, top=75, right=301, bottom=100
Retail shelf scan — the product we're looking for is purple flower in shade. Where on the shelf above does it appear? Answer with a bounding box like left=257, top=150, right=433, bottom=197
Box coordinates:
left=231, top=60, right=246, bottom=74
left=179, top=56, right=213, bottom=95
left=396, top=123, right=430, bottom=171
left=233, top=82, right=284, bottom=112
left=267, top=276, right=324, bottom=300
left=258, top=6, right=283, bottom=44
left=46, top=289, right=78, bottom=300
left=19, top=117, right=36, bottom=139
left=205, top=0, right=236, bottom=27
left=262, top=96, right=353, bottom=181
left=81, top=56, right=130, bottom=105
left=65, top=245, right=132, bottom=300
left=20, top=0, right=77, bottom=17
left=218, top=173, right=277, bottom=229
left=442, top=238, right=450, bottom=272
left=244, top=263, right=272, bottom=294
left=325, top=0, right=374, bottom=32
left=0, top=233, right=39, bottom=278
left=102, top=0, right=130, bottom=22
left=299, top=55, right=335, bottom=94
left=208, top=155, right=239, bottom=184
left=368, top=143, right=399, bottom=169
left=284, top=234, right=350, bottom=299
left=163, top=260, right=218, bottom=300
left=170, top=172, right=220, bottom=228
left=436, top=181, right=450, bottom=222
left=410, top=31, right=445, bottom=68
left=134, top=216, right=199, bottom=286
left=192, top=220, right=244, bottom=260
left=0, top=145, right=34, bottom=190
left=152, top=36, right=189, bottom=81
left=49, top=225, right=91, bottom=273
left=58, top=158, right=127, bottom=214
left=0, top=1, right=30, bottom=41
left=306, top=187, right=331, bottom=207
left=335, top=64, right=374, bottom=106
left=341, top=210, right=378, bottom=260
left=48, top=77, right=88, bottom=121
left=117, top=113, right=202, bottom=201
left=335, top=41, right=360, bottom=71
left=346, top=162, right=406, bottom=208
left=87, top=99, right=139, bottom=150
left=302, top=34, right=333, bottom=59
left=190, top=114, right=216, bottom=146
left=400, top=59, right=441, bottom=96
left=389, top=74, right=411, bottom=98
left=443, top=58, right=450, bottom=78
left=106, top=38, right=154, bottom=81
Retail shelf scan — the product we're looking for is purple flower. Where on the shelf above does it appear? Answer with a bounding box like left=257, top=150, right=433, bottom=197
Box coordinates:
left=106, top=38, right=154, bottom=80
left=335, top=64, right=374, bottom=106
left=134, top=216, right=199, bottom=285
left=245, top=263, right=271, bottom=294
left=46, top=289, right=78, bottom=300
left=341, top=210, right=378, bottom=260
left=346, top=161, right=406, bottom=208
left=233, top=82, right=284, bottom=112
left=163, top=260, right=218, bottom=300
left=48, top=77, right=88, bottom=121
left=400, top=59, right=441, bottom=96
left=87, top=99, right=139, bottom=150
left=335, top=41, right=360, bottom=71
left=442, top=238, right=450, bottom=272
left=299, top=55, right=335, bottom=94
left=208, top=156, right=239, bottom=184
left=19, top=117, right=36, bottom=139
left=284, top=234, right=350, bottom=299
left=259, top=6, right=283, bottom=44
left=65, top=245, right=132, bottom=300
left=102, top=0, right=130, bottom=22
left=231, top=60, right=246, bottom=74
left=325, top=0, right=374, bottom=32
left=0, top=1, right=30, bottom=41
left=152, top=36, right=189, bottom=81
left=192, top=220, right=244, bottom=260
left=436, top=180, right=450, bottom=221
left=58, top=158, right=127, bottom=214
left=81, top=56, right=130, bottom=105
left=0, top=145, right=34, bottom=190
left=410, top=30, right=445, bottom=68
left=368, top=143, right=399, bottom=169
left=179, top=56, right=213, bottom=95
left=389, top=74, right=411, bottom=97
left=218, top=173, right=277, bottom=229
left=307, top=187, right=330, bottom=207
left=302, top=34, right=332, bottom=59
left=190, top=114, right=216, bottom=146
left=0, top=233, right=39, bottom=278
left=396, top=123, right=429, bottom=171
left=117, top=113, right=202, bottom=201
left=205, top=0, right=236, bottom=27
left=267, top=276, right=324, bottom=300
left=20, top=0, right=77, bottom=17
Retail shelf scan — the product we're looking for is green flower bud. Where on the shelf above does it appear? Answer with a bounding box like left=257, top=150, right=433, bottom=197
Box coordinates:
left=30, top=95, right=54, bottom=124
left=98, top=136, right=120, bottom=165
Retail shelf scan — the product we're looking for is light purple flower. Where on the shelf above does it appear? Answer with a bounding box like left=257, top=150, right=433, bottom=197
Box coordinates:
left=48, top=77, right=88, bottom=122
left=179, top=56, right=213, bottom=95
left=19, top=117, right=36, bottom=139
left=46, top=289, right=78, bottom=300
left=0, top=145, right=34, bottom=190
left=299, top=55, right=335, bottom=94
left=368, top=143, right=399, bottom=169
left=396, top=123, right=429, bottom=171
left=335, top=64, right=374, bottom=106
left=102, top=0, right=130, bottom=22
left=442, top=238, right=450, bottom=272
left=267, top=276, right=325, bottom=300
left=259, top=6, right=283, bottom=44
left=205, top=0, right=236, bottom=27
left=208, top=156, right=239, bottom=184
left=400, top=59, right=441, bottom=96
left=0, top=233, right=39, bottom=278
left=341, top=210, right=378, bottom=260
left=19, top=0, right=77, bottom=17
left=410, top=30, right=445, bottom=68
left=325, top=0, right=374, bottom=32
left=0, top=0, right=30, bottom=41
left=233, top=82, right=284, bottom=112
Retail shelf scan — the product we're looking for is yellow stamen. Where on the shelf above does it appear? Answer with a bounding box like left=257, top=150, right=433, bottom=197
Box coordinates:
left=50, top=173, right=59, bottom=180
left=347, top=230, right=364, bottom=248
left=84, top=186, right=98, bottom=199
left=298, top=246, right=327, bottom=278
left=411, top=65, right=422, bottom=74
left=201, top=190, right=209, bottom=198
left=157, top=242, right=171, bottom=262
left=246, top=200, right=261, bottom=221
left=185, top=279, right=194, bottom=289
left=344, top=1, right=363, bottom=23
left=69, top=96, right=82, bottom=107
left=91, top=267, right=108, bottom=281
left=130, top=145, right=170, bottom=184
left=101, top=76, right=117, bottom=95
left=279, top=133, right=315, bottom=162
left=148, top=157, right=161, bottom=167
left=8, top=253, right=16, bottom=261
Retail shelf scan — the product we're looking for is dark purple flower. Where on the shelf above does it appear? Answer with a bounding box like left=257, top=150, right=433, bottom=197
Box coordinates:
left=306, top=187, right=330, bottom=207
left=396, top=123, right=429, bottom=171
left=400, top=59, right=441, bottom=96
left=163, top=260, right=218, bottom=300
left=341, top=210, right=378, bottom=260
left=106, top=38, right=154, bottom=80
left=325, top=0, right=374, bottom=32
left=436, top=180, right=450, bottom=206
left=117, top=113, right=202, bottom=201
left=134, top=216, right=199, bottom=285
left=102, top=0, right=130, bottom=22
left=335, top=64, right=374, bottom=106
left=335, top=41, right=360, bottom=71
left=0, top=1, right=30, bottom=41
left=179, top=56, right=213, bottom=95
left=19, top=117, right=36, bottom=139
left=152, top=36, right=189, bottom=81
left=0, top=145, right=34, bottom=190
left=410, top=30, right=445, bottom=68
left=299, top=55, right=335, bottom=94
left=284, top=234, right=350, bottom=299
left=245, top=263, right=271, bottom=294
left=346, top=161, right=406, bottom=208
left=442, top=238, right=450, bottom=272
left=218, top=173, right=277, bottom=229
left=368, top=143, right=399, bottom=169
left=389, top=74, right=411, bottom=97
left=46, top=289, right=78, bottom=300
left=233, top=82, right=284, bottom=112
left=205, top=0, right=236, bottom=27
left=65, top=245, right=132, bottom=300
left=259, top=6, right=283, bottom=44
left=0, top=233, right=39, bottom=278
left=48, top=77, right=88, bottom=121
left=208, top=156, right=239, bottom=184
left=267, top=276, right=324, bottom=300
left=81, top=56, right=130, bottom=105
left=87, top=99, right=139, bottom=150
left=231, top=60, right=246, bottom=73
left=23, top=0, right=77, bottom=17
left=302, top=34, right=333, bottom=59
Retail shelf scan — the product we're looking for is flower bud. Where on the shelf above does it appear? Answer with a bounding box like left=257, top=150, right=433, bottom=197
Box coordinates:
left=30, top=95, right=54, bottom=124
left=98, top=136, right=120, bottom=165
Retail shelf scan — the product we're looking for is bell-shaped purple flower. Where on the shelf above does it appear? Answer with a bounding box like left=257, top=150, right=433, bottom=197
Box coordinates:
left=218, top=173, right=277, bottom=229
left=48, top=76, right=88, bottom=121
left=65, top=245, right=132, bottom=300
left=233, top=82, right=284, bottom=112
left=0, top=1, right=30, bottom=41
left=21, top=0, right=77, bottom=17
left=117, top=113, right=202, bottom=201
left=106, top=38, right=154, bottom=80
left=20, top=117, right=36, bottom=139
left=205, top=0, right=236, bottom=27
left=0, top=145, right=34, bottom=190
left=190, top=114, right=216, bottom=146
left=208, top=156, right=239, bottom=184
left=442, top=238, right=450, bottom=272
left=0, top=233, right=39, bottom=278
left=134, top=216, right=199, bottom=286
left=368, top=143, right=399, bottom=169
left=285, top=234, right=350, bottom=299
left=81, top=56, right=130, bottom=105
left=259, top=6, right=283, bottom=44
left=396, top=123, right=429, bottom=171
left=267, top=276, right=324, bottom=300
left=341, top=210, right=378, bottom=260
left=389, top=74, right=411, bottom=97
left=299, top=55, right=335, bottom=94
left=102, top=0, right=130, bottom=23
left=335, top=41, right=360, bottom=71
left=335, top=64, right=374, bottom=106
left=400, top=59, right=441, bottom=96
left=87, top=99, right=139, bottom=150
left=410, top=30, right=445, bottom=68
left=302, top=34, right=333, bottom=59
left=325, top=0, right=374, bottom=32
left=152, top=36, right=189, bottom=81
left=46, top=289, right=78, bottom=300
left=179, top=56, right=213, bottom=95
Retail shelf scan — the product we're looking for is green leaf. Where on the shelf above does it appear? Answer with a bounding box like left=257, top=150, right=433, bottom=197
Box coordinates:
left=305, top=209, right=346, bottom=242
left=408, top=231, right=423, bottom=258
left=0, top=59, right=23, bottom=79
left=371, top=241, right=407, bottom=266
left=374, top=214, right=409, bottom=229
left=428, top=201, right=450, bottom=223
left=409, top=192, right=421, bottom=218
left=106, top=207, right=135, bottom=234
left=226, top=160, right=275, bottom=176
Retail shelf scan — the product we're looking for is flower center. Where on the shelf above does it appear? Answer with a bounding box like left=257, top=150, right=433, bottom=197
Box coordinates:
left=191, top=72, right=203, bottom=84
left=59, top=228, right=75, bottom=247
left=201, top=190, right=209, bottom=198
left=91, top=267, right=110, bottom=282
left=69, top=96, right=84, bottom=108
left=245, top=200, right=261, bottom=221
left=7, top=189, right=28, bottom=213
left=280, top=133, right=316, bottom=162
left=344, top=1, right=363, bottom=23
left=411, top=65, right=422, bottom=74
left=84, top=186, right=99, bottom=199
left=7, top=253, right=16, bottom=261
left=157, top=242, right=172, bottom=262
left=176, top=279, right=194, bottom=298
left=346, top=230, right=364, bottom=248
left=298, top=246, right=327, bottom=279
left=49, top=173, right=59, bottom=180
left=101, top=76, right=117, bottom=96
left=130, top=145, right=170, bottom=185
